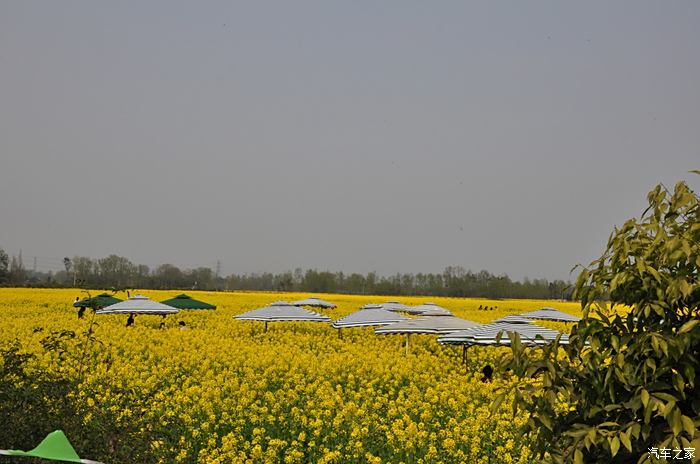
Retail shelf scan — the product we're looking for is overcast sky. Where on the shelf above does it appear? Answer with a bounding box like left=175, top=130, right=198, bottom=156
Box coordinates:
left=1, top=2, right=698, bottom=281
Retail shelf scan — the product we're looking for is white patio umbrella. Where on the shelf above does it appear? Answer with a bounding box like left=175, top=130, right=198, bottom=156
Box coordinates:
left=234, top=301, right=331, bottom=332
left=96, top=295, right=179, bottom=314
left=331, top=307, right=410, bottom=329
left=292, top=296, right=337, bottom=309
left=96, top=294, right=178, bottom=327
left=493, top=315, right=533, bottom=324
left=438, top=320, right=569, bottom=347
left=375, top=315, right=480, bottom=354
left=96, top=295, right=179, bottom=315
left=411, top=302, right=453, bottom=316
left=381, top=301, right=423, bottom=315
left=518, top=307, right=581, bottom=323
left=438, top=318, right=568, bottom=365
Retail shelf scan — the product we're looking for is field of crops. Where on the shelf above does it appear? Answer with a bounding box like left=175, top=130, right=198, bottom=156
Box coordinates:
left=0, top=288, right=581, bottom=463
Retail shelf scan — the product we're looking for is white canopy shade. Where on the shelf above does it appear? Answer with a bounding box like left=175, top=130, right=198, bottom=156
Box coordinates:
left=381, top=301, right=410, bottom=311
left=519, top=307, right=581, bottom=323
left=411, top=302, right=453, bottom=316
left=375, top=315, right=480, bottom=335
left=438, top=320, right=569, bottom=346
left=96, top=295, right=179, bottom=315
left=381, top=301, right=424, bottom=315
left=493, top=315, right=533, bottom=324
left=332, top=307, right=410, bottom=329
left=291, top=297, right=337, bottom=308
left=234, top=301, right=331, bottom=322
left=361, top=303, right=383, bottom=309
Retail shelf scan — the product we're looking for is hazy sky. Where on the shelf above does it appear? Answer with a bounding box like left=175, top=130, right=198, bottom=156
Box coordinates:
left=1, top=2, right=698, bottom=281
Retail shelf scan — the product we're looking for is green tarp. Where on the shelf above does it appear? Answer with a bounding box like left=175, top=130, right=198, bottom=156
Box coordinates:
left=73, top=293, right=122, bottom=309
left=160, top=294, right=216, bottom=310
left=0, top=430, right=103, bottom=463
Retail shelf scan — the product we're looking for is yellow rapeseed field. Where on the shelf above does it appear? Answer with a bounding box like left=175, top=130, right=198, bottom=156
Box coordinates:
left=0, top=288, right=582, bottom=463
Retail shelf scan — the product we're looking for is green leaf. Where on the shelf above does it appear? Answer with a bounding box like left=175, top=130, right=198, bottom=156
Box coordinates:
left=681, top=415, right=695, bottom=436
left=641, top=389, right=650, bottom=407
left=679, top=319, right=700, bottom=334
left=540, top=413, right=553, bottom=431
left=609, top=436, right=620, bottom=457
left=586, top=428, right=597, bottom=450
left=669, top=408, right=682, bottom=435
left=619, top=430, right=632, bottom=452
left=690, top=437, right=700, bottom=464
left=655, top=392, right=678, bottom=402
left=490, top=392, right=506, bottom=415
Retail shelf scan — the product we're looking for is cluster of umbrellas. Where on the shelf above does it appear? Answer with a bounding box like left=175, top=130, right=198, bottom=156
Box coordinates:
left=75, top=293, right=580, bottom=352
left=74, top=293, right=216, bottom=312
left=74, top=293, right=217, bottom=325
left=234, top=300, right=580, bottom=354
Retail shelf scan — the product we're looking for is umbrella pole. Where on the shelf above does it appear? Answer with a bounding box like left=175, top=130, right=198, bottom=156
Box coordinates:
left=338, top=328, right=342, bottom=339
left=264, top=321, right=268, bottom=333
left=405, top=334, right=410, bottom=355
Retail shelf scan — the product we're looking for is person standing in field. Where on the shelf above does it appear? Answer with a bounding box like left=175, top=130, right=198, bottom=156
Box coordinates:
left=126, top=313, right=135, bottom=327
left=481, top=365, right=493, bottom=382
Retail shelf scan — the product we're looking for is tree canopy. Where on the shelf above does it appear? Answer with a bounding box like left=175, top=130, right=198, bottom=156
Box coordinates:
left=502, top=179, right=700, bottom=463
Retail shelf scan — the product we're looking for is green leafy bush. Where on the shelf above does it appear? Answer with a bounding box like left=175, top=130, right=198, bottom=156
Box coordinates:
left=502, top=179, right=700, bottom=463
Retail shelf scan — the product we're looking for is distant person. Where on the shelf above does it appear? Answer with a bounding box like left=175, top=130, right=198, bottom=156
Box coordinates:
left=478, top=305, right=483, bottom=310
left=77, top=306, right=86, bottom=319
left=179, top=321, right=187, bottom=330
left=481, top=365, right=493, bottom=382
left=159, top=314, right=167, bottom=329
left=126, top=314, right=135, bottom=327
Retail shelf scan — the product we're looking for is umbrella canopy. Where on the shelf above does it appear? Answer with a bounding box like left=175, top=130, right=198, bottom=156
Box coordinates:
left=234, top=301, right=331, bottom=322
left=519, top=307, right=581, bottom=323
left=73, top=293, right=122, bottom=309
left=160, top=294, right=216, bottom=310
left=332, top=307, right=410, bottom=329
left=438, top=318, right=569, bottom=346
left=381, top=301, right=424, bottom=315
left=375, top=315, right=480, bottom=335
left=493, top=315, right=533, bottom=324
left=411, top=302, right=453, bottom=316
left=0, top=430, right=104, bottom=463
left=360, top=303, right=383, bottom=309
left=96, top=295, right=179, bottom=315
left=291, top=296, right=337, bottom=309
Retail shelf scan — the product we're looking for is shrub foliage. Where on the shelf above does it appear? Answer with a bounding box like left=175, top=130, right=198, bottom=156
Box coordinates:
left=503, top=179, right=700, bottom=463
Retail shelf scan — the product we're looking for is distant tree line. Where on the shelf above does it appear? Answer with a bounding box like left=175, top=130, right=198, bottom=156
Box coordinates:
left=0, top=249, right=572, bottom=300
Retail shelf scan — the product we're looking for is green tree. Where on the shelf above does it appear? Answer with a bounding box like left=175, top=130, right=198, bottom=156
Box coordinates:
left=0, top=248, right=8, bottom=284
left=501, top=179, right=700, bottom=463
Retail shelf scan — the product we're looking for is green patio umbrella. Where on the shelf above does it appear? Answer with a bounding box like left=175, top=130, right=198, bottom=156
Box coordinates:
left=160, top=294, right=216, bottom=310
left=0, top=430, right=104, bottom=463
left=73, top=293, right=122, bottom=310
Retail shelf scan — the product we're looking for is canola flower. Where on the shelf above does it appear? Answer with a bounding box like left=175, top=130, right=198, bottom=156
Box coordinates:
left=0, top=288, right=582, bottom=463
